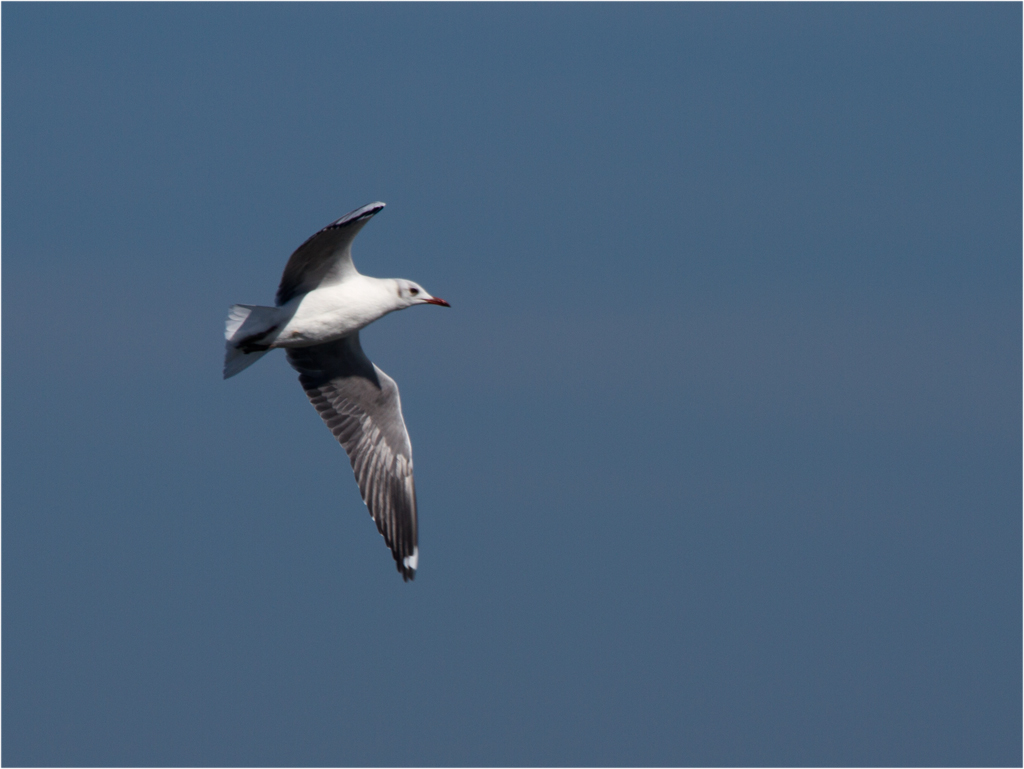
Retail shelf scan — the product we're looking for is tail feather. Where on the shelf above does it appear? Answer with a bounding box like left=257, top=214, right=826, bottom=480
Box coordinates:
left=224, top=344, right=270, bottom=379
left=223, top=304, right=278, bottom=379
left=225, top=304, right=255, bottom=340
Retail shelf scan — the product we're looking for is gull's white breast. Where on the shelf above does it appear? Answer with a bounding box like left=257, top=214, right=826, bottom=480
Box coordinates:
left=275, top=275, right=399, bottom=348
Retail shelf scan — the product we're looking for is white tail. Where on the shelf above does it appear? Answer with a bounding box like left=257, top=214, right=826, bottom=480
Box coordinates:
left=223, top=304, right=279, bottom=379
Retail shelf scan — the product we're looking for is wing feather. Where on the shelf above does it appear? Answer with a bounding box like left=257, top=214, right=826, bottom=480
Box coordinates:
left=286, top=332, right=418, bottom=580
left=275, top=202, right=385, bottom=306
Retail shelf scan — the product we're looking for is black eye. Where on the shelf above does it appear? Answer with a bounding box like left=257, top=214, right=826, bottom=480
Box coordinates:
left=410, top=288, right=419, bottom=296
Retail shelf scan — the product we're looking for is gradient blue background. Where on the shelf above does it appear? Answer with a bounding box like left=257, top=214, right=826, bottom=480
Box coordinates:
left=3, top=3, right=1020, bottom=766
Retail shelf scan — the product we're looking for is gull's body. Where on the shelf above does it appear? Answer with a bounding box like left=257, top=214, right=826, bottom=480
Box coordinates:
left=279, top=276, right=407, bottom=345
left=224, top=202, right=449, bottom=581
left=232, top=274, right=416, bottom=351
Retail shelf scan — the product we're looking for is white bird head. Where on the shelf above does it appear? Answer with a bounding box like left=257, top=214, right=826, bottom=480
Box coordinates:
left=395, top=279, right=451, bottom=309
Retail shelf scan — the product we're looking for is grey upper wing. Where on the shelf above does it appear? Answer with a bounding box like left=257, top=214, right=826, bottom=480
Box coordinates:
left=275, top=202, right=385, bottom=306
left=286, top=332, right=418, bottom=580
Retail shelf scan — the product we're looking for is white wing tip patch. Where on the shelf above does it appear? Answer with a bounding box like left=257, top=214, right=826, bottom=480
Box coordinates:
left=403, top=547, right=419, bottom=571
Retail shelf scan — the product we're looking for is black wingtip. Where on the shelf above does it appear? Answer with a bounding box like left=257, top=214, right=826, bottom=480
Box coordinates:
left=330, top=201, right=385, bottom=229
left=398, top=553, right=416, bottom=581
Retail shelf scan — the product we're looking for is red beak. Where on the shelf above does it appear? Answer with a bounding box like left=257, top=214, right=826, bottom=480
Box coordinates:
left=424, top=297, right=451, bottom=307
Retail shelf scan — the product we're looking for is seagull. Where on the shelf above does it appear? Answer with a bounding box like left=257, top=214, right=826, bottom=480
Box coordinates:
left=223, top=202, right=449, bottom=581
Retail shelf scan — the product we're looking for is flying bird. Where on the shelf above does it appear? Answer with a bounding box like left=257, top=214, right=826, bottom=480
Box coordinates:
left=224, top=202, right=449, bottom=581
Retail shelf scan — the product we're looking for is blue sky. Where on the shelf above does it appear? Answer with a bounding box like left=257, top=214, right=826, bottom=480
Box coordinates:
left=3, top=3, right=1020, bottom=766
